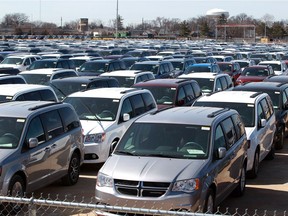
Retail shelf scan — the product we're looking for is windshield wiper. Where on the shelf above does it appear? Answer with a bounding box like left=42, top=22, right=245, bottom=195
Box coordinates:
left=114, top=150, right=136, bottom=156
left=140, top=153, right=179, bottom=158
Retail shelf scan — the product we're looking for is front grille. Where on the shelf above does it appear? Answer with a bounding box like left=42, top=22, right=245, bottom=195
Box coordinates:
left=114, top=179, right=170, bottom=197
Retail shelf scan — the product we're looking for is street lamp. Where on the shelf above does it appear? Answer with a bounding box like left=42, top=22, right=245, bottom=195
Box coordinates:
left=115, top=0, right=119, bottom=39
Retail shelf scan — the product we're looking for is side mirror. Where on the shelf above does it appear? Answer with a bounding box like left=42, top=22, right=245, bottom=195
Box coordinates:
left=122, top=113, right=130, bottom=122
left=217, top=147, right=227, bottom=159
left=259, top=119, right=267, bottom=128
left=28, top=138, right=39, bottom=148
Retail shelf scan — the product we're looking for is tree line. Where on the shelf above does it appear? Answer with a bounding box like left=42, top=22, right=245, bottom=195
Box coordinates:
left=1, top=12, right=288, bottom=40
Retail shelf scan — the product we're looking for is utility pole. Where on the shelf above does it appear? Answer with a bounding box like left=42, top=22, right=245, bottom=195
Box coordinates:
left=115, top=0, right=119, bottom=39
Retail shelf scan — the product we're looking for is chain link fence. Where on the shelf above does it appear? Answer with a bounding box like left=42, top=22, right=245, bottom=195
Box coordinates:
left=0, top=194, right=286, bottom=216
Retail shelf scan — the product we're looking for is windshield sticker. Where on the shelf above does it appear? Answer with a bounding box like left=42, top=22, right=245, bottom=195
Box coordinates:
left=201, top=126, right=210, bottom=130
left=113, top=99, right=119, bottom=102
left=17, top=119, right=25, bottom=123
left=247, top=104, right=254, bottom=107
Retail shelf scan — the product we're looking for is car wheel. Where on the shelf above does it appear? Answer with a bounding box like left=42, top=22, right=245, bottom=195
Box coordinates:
left=203, top=188, right=215, bottom=213
left=275, top=128, right=284, bottom=150
left=62, top=152, right=80, bottom=186
left=7, top=175, right=25, bottom=213
left=233, top=165, right=246, bottom=197
left=247, top=150, right=259, bottom=179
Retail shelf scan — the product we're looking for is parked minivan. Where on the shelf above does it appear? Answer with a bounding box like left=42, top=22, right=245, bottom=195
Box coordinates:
left=0, top=101, right=84, bottom=208
left=63, top=87, right=157, bottom=164
left=95, top=106, right=248, bottom=214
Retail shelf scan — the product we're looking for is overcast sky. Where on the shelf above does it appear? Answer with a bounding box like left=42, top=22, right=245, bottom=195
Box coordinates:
left=1, top=0, right=288, bottom=26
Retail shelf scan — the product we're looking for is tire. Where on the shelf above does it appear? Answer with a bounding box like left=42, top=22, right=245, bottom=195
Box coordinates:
left=275, top=128, right=284, bottom=150
left=203, top=188, right=215, bottom=213
left=233, top=165, right=246, bottom=197
left=7, top=175, right=25, bottom=213
left=62, top=152, right=80, bottom=186
left=247, top=150, right=259, bottom=179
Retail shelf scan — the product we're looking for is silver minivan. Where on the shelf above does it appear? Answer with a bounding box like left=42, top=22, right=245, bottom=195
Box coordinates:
left=95, top=106, right=248, bottom=214
left=0, top=101, right=84, bottom=206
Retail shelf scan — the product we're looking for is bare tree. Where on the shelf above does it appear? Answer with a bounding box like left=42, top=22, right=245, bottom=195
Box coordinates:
left=1, top=13, right=29, bottom=27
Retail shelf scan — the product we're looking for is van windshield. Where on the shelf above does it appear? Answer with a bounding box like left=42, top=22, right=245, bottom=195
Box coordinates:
left=115, top=123, right=210, bottom=159
left=64, top=97, right=119, bottom=121
left=0, top=117, right=25, bottom=148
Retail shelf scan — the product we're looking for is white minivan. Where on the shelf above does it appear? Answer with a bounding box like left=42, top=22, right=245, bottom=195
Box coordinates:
left=193, top=90, right=276, bottom=178
left=63, top=87, right=157, bottom=164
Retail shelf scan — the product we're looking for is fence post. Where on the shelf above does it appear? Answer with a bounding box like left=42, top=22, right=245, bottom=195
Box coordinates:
left=28, top=197, right=37, bottom=216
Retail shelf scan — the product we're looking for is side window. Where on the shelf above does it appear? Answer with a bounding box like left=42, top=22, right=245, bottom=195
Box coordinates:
left=25, top=116, right=45, bottom=146
left=23, top=58, right=30, bottom=66
left=257, top=102, right=266, bottom=121
left=147, top=73, right=154, bottom=80
left=177, top=87, right=186, bottom=105
left=183, top=84, right=195, bottom=102
left=120, top=61, right=126, bottom=69
left=15, top=91, right=42, bottom=101
left=130, top=94, right=146, bottom=117
left=260, top=98, right=271, bottom=119
left=215, top=78, right=222, bottom=91
left=40, top=89, right=57, bottom=101
left=108, top=79, right=119, bottom=87
left=135, top=76, right=142, bottom=83
left=159, top=65, right=165, bottom=75
left=220, top=77, right=228, bottom=90
left=221, top=117, right=237, bottom=147
left=41, top=110, right=64, bottom=140
left=113, top=62, right=120, bottom=70
left=231, top=114, right=245, bottom=140
left=214, top=124, right=226, bottom=155
left=60, top=60, right=69, bottom=69
left=282, top=89, right=288, bottom=108
left=191, top=82, right=201, bottom=97
left=119, top=98, right=134, bottom=123
left=108, top=64, right=115, bottom=72
left=225, top=76, right=233, bottom=88
left=59, top=107, right=81, bottom=132
left=142, top=92, right=156, bottom=111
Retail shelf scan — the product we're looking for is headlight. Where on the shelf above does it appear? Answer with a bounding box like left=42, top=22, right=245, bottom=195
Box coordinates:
left=85, top=133, right=105, bottom=143
left=172, top=178, right=200, bottom=193
left=97, top=172, right=113, bottom=187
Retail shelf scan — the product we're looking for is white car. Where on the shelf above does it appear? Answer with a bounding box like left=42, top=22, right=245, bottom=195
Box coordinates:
left=100, top=70, right=154, bottom=87
left=0, top=54, right=41, bottom=71
left=63, top=87, right=157, bottom=164
left=193, top=90, right=276, bottom=178
left=178, top=72, right=233, bottom=95
left=258, top=60, right=287, bottom=75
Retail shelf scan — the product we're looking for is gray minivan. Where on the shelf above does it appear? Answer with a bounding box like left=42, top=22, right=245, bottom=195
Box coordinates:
left=0, top=101, right=84, bottom=212
left=95, top=106, right=248, bottom=214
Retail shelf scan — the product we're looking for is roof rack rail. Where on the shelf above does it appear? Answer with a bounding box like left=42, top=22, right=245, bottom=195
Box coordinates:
left=277, top=82, right=287, bottom=87
left=150, top=106, right=174, bottom=115
left=28, top=102, right=62, bottom=111
left=250, top=92, right=263, bottom=98
left=120, top=88, right=138, bottom=94
left=207, top=107, right=230, bottom=118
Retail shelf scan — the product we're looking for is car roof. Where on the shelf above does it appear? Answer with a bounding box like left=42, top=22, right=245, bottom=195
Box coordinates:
left=135, top=106, right=237, bottom=126
left=50, top=76, right=116, bottom=84
left=19, top=68, right=76, bottom=75
left=0, top=84, right=53, bottom=96
left=179, top=72, right=227, bottom=79
left=234, top=81, right=288, bottom=91
left=133, top=78, right=194, bottom=87
left=0, top=101, right=63, bottom=118
left=67, top=87, right=146, bottom=99
left=100, top=70, right=153, bottom=77
left=196, top=90, right=265, bottom=104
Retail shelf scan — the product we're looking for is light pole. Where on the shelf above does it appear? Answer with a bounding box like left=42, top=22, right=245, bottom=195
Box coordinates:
left=39, top=0, right=42, bottom=22
left=115, top=0, right=119, bottom=39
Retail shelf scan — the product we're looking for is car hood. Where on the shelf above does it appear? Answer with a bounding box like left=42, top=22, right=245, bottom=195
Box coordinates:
left=0, top=64, right=18, bottom=68
left=237, top=76, right=266, bottom=83
left=80, top=120, right=114, bottom=135
left=0, top=148, right=16, bottom=161
left=101, top=155, right=206, bottom=182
